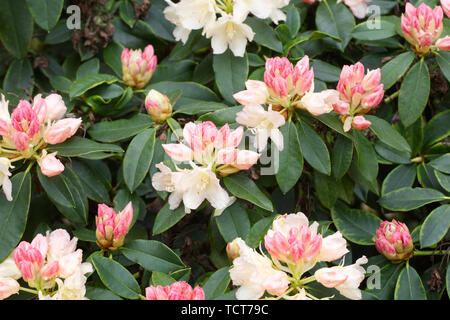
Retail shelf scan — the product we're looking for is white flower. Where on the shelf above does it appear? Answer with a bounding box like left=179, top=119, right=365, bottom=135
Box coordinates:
left=46, top=229, right=83, bottom=279
left=314, top=256, right=368, bottom=300
left=0, top=95, right=10, bottom=122
left=0, top=254, right=21, bottom=280
left=233, top=0, right=289, bottom=23
left=38, top=263, right=92, bottom=300
left=204, top=13, right=255, bottom=57
left=236, top=105, right=285, bottom=151
left=229, top=238, right=289, bottom=299
left=338, top=0, right=371, bottom=19
left=317, top=231, right=349, bottom=262
left=300, top=89, right=339, bottom=116
left=164, top=0, right=216, bottom=43
left=0, top=158, right=13, bottom=202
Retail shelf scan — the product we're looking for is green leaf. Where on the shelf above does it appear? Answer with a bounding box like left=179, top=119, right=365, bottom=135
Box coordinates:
left=91, top=255, right=140, bottom=299
left=395, top=264, right=427, bottom=300
left=315, top=0, right=355, bottom=51
left=429, top=154, right=450, bottom=174
left=103, top=41, right=124, bottom=77
left=353, top=130, right=378, bottom=182
left=0, top=0, right=33, bottom=58
left=120, top=240, right=185, bottom=273
left=0, top=172, right=31, bottom=262
left=314, top=172, right=339, bottom=209
left=245, top=17, right=282, bottom=52
left=151, top=271, right=176, bottom=287
left=398, top=60, right=430, bottom=127
left=365, top=262, right=404, bottom=300
left=202, top=267, right=231, bottom=300
left=276, top=120, right=303, bottom=193
left=88, top=114, right=153, bottom=143
left=332, top=134, right=353, bottom=179
left=447, top=265, right=450, bottom=299
left=123, top=129, right=156, bottom=193
left=380, top=51, right=415, bottom=90
left=223, top=175, right=273, bottom=212
left=296, top=120, right=331, bottom=175
left=76, top=58, right=100, bottom=80
left=352, top=20, right=396, bottom=40
left=69, top=74, right=118, bottom=99
left=374, top=141, right=411, bottom=164
left=48, top=136, right=123, bottom=158
left=285, top=5, right=301, bottom=37
left=380, top=187, right=447, bottom=211
left=119, top=0, right=136, bottom=28
left=436, top=51, right=450, bottom=82
left=365, top=115, right=411, bottom=153
left=381, top=164, right=416, bottom=195
left=420, top=205, right=450, bottom=248
left=151, top=60, right=196, bottom=84
left=213, top=50, right=248, bottom=104
left=174, top=101, right=227, bottom=116
left=331, top=202, right=382, bottom=245
left=423, top=109, right=450, bottom=148
left=3, top=59, right=33, bottom=91
left=198, top=106, right=243, bottom=126
left=70, top=159, right=111, bottom=204
left=152, top=203, right=186, bottom=236
left=146, top=81, right=219, bottom=106
left=311, top=60, right=341, bottom=82
left=85, top=286, right=123, bottom=300
left=37, top=168, right=75, bottom=208
left=245, top=216, right=276, bottom=248
left=26, top=0, right=63, bottom=30
left=435, top=171, right=450, bottom=192
left=215, top=201, right=250, bottom=243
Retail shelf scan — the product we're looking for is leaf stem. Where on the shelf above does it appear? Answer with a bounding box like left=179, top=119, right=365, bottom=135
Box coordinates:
left=414, top=250, right=448, bottom=256
left=384, top=90, right=400, bottom=104
left=19, top=287, right=38, bottom=295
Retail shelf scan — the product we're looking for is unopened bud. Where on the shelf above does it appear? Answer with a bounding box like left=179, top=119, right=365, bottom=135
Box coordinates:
left=145, top=90, right=172, bottom=123
left=375, top=220, right=414, bottom=263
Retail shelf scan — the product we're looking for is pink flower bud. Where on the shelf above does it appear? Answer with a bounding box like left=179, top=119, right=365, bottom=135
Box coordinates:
left=213, top=123, right=231, bottom=150
left=362, top=69, right=381, bottom=91
left=375, top=220, right=414, bottom=263
left=43, top=94, right=67, bottom=121
left=38, top=151, right=65, bottom=177
left=146, top=282, right=205, bottom=300
left=436, top=36, right=450, bottom=51
left=145, top=89, right=172, bottom=123
left=442, top=0, right=450, bottom=17
left=32, top=94, right=48, bottom=124
left=12, top=132, right=30, bottom=151
left=162, top=143, right=193, bottom=162
left=11, top=101, right=40, bottom=138
left=352, top=116, right=372, bottom=130
left=0, top=278, right=20, bottom=300
left=233, top=150, right=260, bottom=170
left=233, top=80, right=269, bottom=105
left=217, top=148, right=238, bottom=164
left=43, top=118, right=82, bottom=145
left=40, top=261, right=59, bottom=280
left=14, top=241, right=44, bottom=281
left=361, top=84, right=384, bottom=109
left=122, top=45, right=157, bottom=89
left=96, top=202, right=133, bottom=251
left=333, top=100, right=350, bottom=115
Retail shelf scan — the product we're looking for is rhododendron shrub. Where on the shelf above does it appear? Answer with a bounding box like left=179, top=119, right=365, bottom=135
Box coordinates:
left=0, top=0, right=448, bottom=301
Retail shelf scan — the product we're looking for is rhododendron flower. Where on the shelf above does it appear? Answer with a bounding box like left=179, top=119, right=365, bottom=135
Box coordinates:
left=33, top=94, right=67, bottom=123
left=236, top=104, right=285, bottom=152
left=146, top=281, right=205, bottom=300
left=442, top=0, right=450, bottom=17
left=0, top=157, right=13, bottom=201
left=0, top=278, right=20, bottom=300
left=337, top=0, right=371, bottom=19
left=314, top=256, right=368, bottom=300
left=333, top=62, right=384, bottom=132
left=121, top=45, right=157, bottom=89
left=38, top=150, right=65, bottom=177
left=43, top=118, right=82, bottom=145
left=0, top=254, right=21, bottom=280
left=229, top=238, right=290, bottom=299
left=233, top=0, right=290, bottom=24
left=401, top=3, right=445, bottom=55
left=204, top=13, right=255, bottom=57
left=96, top=202, right=133, bottom=251
left=233, top=80, right=269, bottom=106
left=300, top=90, right=340, bottom=116
left=436, top=36, right=450, bottom=51
left=375, top=220, right=414, bottom=263
left=145, top=89, right=172, bottom=123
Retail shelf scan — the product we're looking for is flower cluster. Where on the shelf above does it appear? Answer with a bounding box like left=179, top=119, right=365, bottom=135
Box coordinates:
left=228, top=213, right=368, bottom=300
left=333, top=62, right=384, bottom=132
left=145, top=281, right=205, bottom=300
left=375, top=220, right=414, bottom=263
left=0, top=94, right=81, bottom=201
left=96, top=202, right=134, bottom=251
left=234, top=56, right=341, bottom=151
left=401, top=3, right=450, bottom=55
left=163, top=0, right=290, bottom=57
left=152, top=121, right=260, bottom=214
left=0, top=229, right=92, bottom=300
left=121, top=45, right=158, bottom=89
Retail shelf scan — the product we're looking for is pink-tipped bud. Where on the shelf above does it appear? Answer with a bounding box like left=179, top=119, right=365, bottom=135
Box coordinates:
left=43, top=94, right=67, bottom=121
left=333, top=100, right=350, bottom=115
left=43, top=118, right=82, bottom=145
left=146, top=282, right=205, bottom=300
left=40, top=261, right=59, bottom=280
left=11, top=101, right=40, bottom=138
left=362, top=69, right=381, bottom=91
left=38, top=151, right=65, bottom=177
left=442, top=0, right=450, bottom=17
left=375, top=220, right=414, bottom=263
left=96, top=202, right=133, bottom=251
left=0, top=278, right=20, bottom=300
left=162, top=143, right=193, bottom=162
left=12, top=132, right=30, bottom=151
left=32, top=94, right=48, bottom=124
left=226, top=238, right=243, bottom=261
left=352, top=116, right=372, bottom=130
left=145, top=89, right=172, bottom=123
left=14, top=242, right=44, bottom=282
left=233, top=150, right=260, bottom=170
left=436, top=36, right=450, bottom=51
left=122, top=45, right=157, bottom=89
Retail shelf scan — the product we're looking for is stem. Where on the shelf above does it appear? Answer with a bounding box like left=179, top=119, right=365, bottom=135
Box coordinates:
left=139, top=294, right=147, bottom=300
left=20, top=287, right=38, bottom=295
left=414, top=250, right=448, bottom=256
left=384, top=90, right=400, bottom=104
left=298, top=275, right=316, bottom=285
